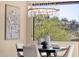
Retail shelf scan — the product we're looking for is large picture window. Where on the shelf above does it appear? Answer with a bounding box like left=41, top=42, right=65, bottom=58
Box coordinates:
left=28, top=1, right=79, bottom=41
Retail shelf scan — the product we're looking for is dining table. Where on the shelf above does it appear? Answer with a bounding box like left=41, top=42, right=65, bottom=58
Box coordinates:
left=38, top=46, right=67, bottom=57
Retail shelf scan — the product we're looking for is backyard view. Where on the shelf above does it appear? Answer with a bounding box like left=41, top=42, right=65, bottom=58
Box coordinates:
left=28, top=3, right=79, bottom=41
left=33, top=15, right=79, bottom=41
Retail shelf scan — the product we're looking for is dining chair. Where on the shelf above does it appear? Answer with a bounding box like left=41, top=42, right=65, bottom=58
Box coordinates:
left=63, top=45, right=74, bottom=57
left=16, top=43, right=24, bottom=57
left=23, top=44, right=40, bottom=57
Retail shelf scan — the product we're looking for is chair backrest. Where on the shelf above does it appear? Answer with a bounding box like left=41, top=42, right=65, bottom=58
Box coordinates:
left=16, top=43, right=24, bottom=57
left=16, top=43, right=24, bottom=49
left=23, top=44, right=40, bottom=57
left=63, top=45, right=74, bottom=57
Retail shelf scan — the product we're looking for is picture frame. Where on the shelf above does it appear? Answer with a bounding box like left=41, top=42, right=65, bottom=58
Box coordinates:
left=5, top=4, right=20, bottom=40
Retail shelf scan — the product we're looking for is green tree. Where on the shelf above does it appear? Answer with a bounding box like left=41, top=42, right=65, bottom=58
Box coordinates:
left=34, top=15, right=71, bottom=41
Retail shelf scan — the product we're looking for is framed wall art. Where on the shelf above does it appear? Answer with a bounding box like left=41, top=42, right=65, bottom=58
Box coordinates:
left=5, top=4, right=20, bottom=40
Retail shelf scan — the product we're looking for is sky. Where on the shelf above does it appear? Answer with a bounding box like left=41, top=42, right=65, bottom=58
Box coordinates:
left=57, top=4, right=79, bottom=22
left=32, top=3, right=79, bottom=22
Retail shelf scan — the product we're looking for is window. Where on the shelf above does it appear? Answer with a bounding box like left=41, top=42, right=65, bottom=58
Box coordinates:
left=28, top=1, right=79, bottom=41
